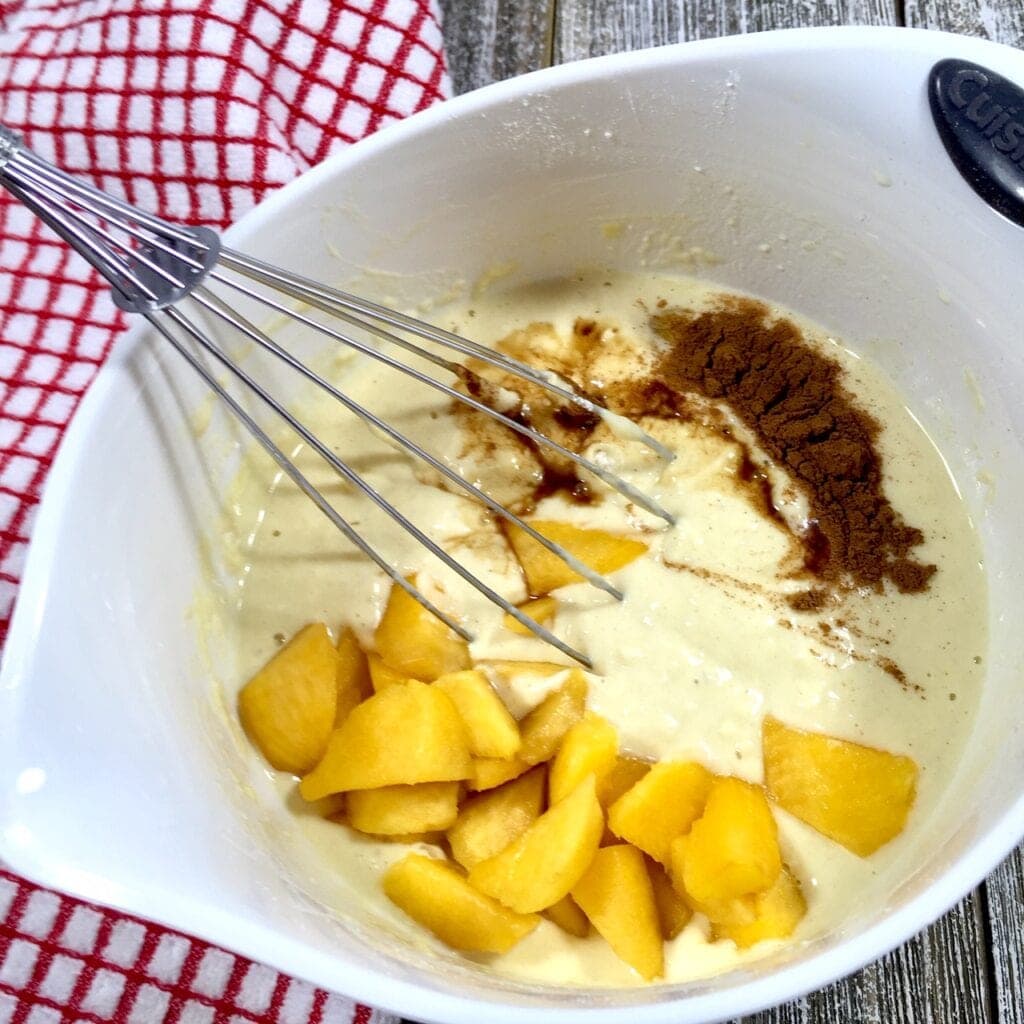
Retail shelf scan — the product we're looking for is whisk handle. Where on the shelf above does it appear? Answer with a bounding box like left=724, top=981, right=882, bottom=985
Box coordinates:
left=0, top=125, right=21, bottom=171
left=0, top=122, right=220, bottom=313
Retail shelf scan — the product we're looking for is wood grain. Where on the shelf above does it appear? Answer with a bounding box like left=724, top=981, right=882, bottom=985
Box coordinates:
left=438, top=0, right=555, bottom=95
left=554, top=0, right=894, bottom=59
left=735, top=885, right=992, bottom=1023
left=986, top=848, right=1024, bottom=1024
left=422, top=3, right=1023, bottom=1024
left=905, top=0, right=1024, bottom=49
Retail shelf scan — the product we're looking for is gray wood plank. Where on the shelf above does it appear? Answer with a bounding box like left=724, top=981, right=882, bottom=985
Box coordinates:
left=438, top=0, right=556, bottom=95
left=905, top=0, right=1024, bottom=49
left=987, top=848, right=1024, bottom=1024
left=733, top=891, right=992, bottom=1024
left=554, top=0, right=894, bottom=61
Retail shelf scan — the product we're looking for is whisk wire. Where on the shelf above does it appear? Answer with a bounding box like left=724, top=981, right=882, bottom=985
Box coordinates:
left=6, top=143, right=219, bottom=311
left=14, top=145, right=197, bottom=244
left=13, top=159, right=194, bottom=285
left=146, top=314, right=473, bottom=642
left=192, top=287, right=624, bottom=602
left=0, top=123, right=676, bottom=666
left=164, top=300, right=593, bottom=667
left=208, top=268, right=675, bottom=524
left=222, top=250, right=678, bottom=465
left=25, top=185, right=187, bottom=293
left=5, top=136, right=674, bottom=520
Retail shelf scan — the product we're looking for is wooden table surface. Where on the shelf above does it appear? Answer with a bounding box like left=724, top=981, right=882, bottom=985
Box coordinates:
left=424, top=3, right=1024, bottom=1022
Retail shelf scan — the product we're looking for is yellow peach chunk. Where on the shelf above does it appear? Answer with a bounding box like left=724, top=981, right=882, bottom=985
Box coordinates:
left=447, top=767, right=546, bottom=869
left=335, top=627, right=371, bottom=725
left=597, top=757, right=652, bottom=844
left=347, top=782, right=461, bottom=835
left=468, top=776, right=603, bottom=913
left=435, top=670, right=521, bottom=759
left=367, top=653, right=409, bottom=692
left=712, top=865, right=807, bottom=948
left=300, top=680, right=470, bottom=799
left=503, top=596, right=558, bottom=635
left=763, top=715, right=919, bottom=857
left=597, top=756, right=652, bottom=809
left=668, top=837, right=755, bottom=926
left=383, top=853, right=540, bottom=953
left=572, top=844, right=664, bottom=980
left=518, top=669, right=588, bottom=766
left=374, top=577, right=470, bottom=681
left=647, top=859, right=693, bottom=940
left=238, top=623, right=340, bottom=775
left=363, top=831, right=445, bottom=845
left=506, top=520, right=648, bottom=595
left=549, top=712, right=619, bottom=804
left=544, top=895, right=590, bottom=937
left=607, top=761, right=713, bottom=865
left=681, top=777, right=781, bottom=903
left=467, top=756, right=528, bottom=791
left=669, top=835, right=757, bottom=928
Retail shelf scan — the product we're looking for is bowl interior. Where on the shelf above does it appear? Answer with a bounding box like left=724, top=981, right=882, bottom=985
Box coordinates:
left=3, top=27, right=1024, bottom=1024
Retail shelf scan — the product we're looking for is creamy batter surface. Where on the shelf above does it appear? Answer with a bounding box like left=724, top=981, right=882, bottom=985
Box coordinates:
left=223, top=271, right=986, bottom=987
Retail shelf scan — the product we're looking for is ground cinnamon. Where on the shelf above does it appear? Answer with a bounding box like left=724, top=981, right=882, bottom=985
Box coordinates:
left=650, top=299, right=936, bottom=598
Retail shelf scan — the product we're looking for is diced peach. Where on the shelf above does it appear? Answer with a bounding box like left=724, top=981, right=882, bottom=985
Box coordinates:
left=597, top=756, right=652, bottom=809
left=383, top=853, right=540, bottom=953
left=647, top=859, right=693, bottom=940
left=347, top=782, right=461, bottom=835
left=300, top=681, right=470, bottom=799
left=374, top=577, right=470, bottom=680
left=607, top=761, right=713, bottom=864
left=435, top=670, right=521, bottom=759
left=468, top=776, right=603, bottom=913
left=668, top=835, right=758, bottom=928
left=712, top=865, right=807, bottom=948
left=597, top=757, right=651, bottom=845
left=518, top=669, right=588, bottom=766
left=680, top=777, right=781, bottom=903
left=544, top=895, right=590, bottom=937
left=503, top=596, right=558, bottom=635
left=367, top=653, right=409, bottom=692
left=238, top=623, right=339, bottom=775
left=762, top=715, right=918, bottom=857
left=571, top=844, right=663, bottom=980
left=506, top=520, right=648, bottom=595
left=467, top=756, right=528, bottom=791
left=365, top=831, right=445, bottom=845
left=447, top=767, right=546, bottom=869
left=549, top=712, right=619, bottom=804
left=335, top=627, right=371, bottom=725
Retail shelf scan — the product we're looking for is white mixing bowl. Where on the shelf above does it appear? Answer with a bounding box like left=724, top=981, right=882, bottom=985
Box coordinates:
left=2, top=26, right=1023, bottom=1024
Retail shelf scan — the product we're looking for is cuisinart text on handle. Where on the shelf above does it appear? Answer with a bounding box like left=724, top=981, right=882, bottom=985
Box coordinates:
left=929, top=58, right=1024, bottom=228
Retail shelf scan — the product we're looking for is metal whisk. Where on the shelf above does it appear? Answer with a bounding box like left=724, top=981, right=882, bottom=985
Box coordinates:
left=0, top=125, right=675, bottom=668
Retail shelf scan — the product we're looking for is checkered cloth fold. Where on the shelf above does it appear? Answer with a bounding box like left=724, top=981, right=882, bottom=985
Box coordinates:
left=0, top=1, right=450, bottom=1020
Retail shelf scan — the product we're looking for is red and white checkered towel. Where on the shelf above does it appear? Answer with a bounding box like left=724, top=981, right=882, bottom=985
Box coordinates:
left=0, top=1, right=450, bottom=1020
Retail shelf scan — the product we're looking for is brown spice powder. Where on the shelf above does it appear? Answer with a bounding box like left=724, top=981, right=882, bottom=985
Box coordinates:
left=650, top=299, right=936, bottom=597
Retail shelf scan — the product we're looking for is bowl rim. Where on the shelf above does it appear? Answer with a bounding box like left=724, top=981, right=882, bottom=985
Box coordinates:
left=3, top=23, right=1024, bottom=1024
